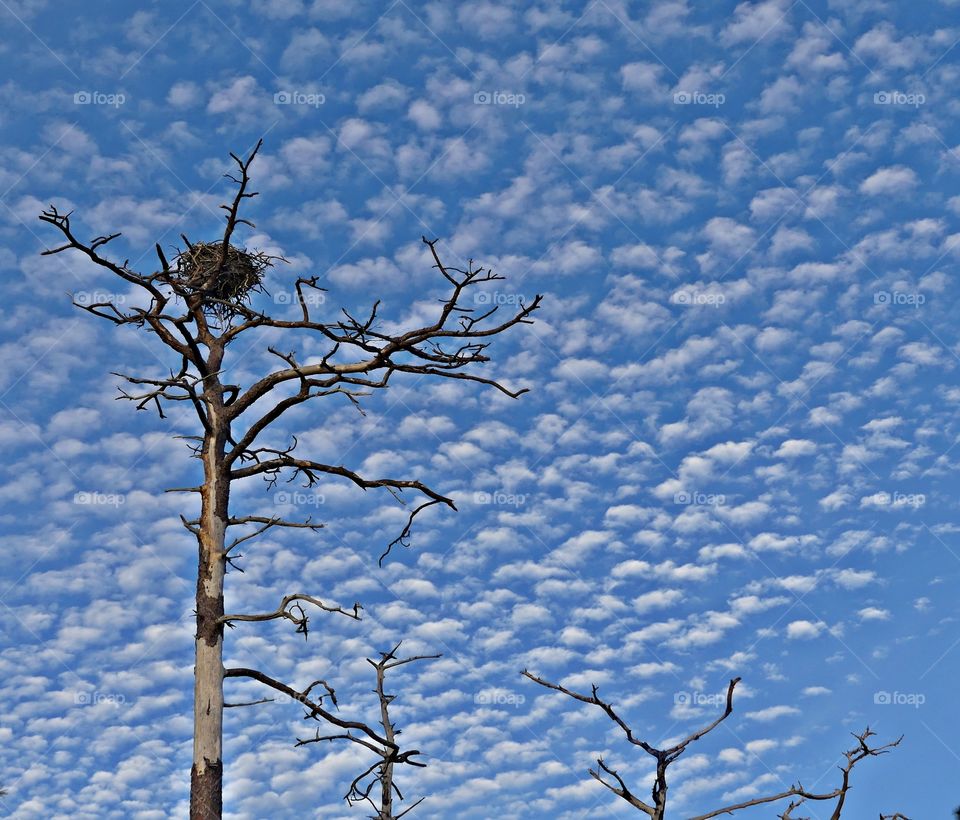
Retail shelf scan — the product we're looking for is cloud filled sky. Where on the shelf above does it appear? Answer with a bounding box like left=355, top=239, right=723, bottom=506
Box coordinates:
left=1, top=0, right=959, bottom=817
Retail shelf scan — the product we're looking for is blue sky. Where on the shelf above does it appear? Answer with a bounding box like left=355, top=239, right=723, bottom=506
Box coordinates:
left=1, top=0, right=959, bottom=817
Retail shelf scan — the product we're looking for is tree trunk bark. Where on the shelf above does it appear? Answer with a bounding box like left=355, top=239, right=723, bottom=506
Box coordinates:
left=377, top=664, right=394, bottom=820
left=191, top=408, right=229, bottom=820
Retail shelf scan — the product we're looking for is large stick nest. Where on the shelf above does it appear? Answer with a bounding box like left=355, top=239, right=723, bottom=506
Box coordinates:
left=170, top=240, right=274, bottom=321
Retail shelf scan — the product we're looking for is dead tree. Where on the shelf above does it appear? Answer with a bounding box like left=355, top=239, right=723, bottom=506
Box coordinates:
left=521, top=672, right=904, bottom=819
left=292, top=643, right=438, bottom=819
left=39, top=140, right=540, bottom=820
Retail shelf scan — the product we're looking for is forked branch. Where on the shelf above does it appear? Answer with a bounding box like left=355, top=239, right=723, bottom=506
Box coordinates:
left=521, top=672, right=902, bottom=819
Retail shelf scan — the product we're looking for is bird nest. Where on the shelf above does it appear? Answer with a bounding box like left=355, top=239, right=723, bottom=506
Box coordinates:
left=171, top=241, right=273, bottom=321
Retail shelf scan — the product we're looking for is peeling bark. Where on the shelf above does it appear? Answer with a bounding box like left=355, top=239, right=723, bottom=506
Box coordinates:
left=191, top=400, right=228, bottom=820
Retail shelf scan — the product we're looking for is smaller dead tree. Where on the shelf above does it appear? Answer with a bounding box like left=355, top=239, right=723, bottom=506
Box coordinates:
left=298, top=643, right=439, bottom=820
left=522, top=671, right=904, bottom=819
left=230, top=642, right=437, bottom=819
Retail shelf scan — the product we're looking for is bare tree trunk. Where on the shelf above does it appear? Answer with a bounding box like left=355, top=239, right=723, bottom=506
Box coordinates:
left=191, top=398, right=229, bottom=820
left=377, top=660, right=395, bottom=820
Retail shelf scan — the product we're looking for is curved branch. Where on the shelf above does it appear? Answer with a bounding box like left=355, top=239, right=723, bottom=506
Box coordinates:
left=591, top=758, right=653, bottom=815
left=219, top=593, right=361, bottom=636
left=225, top=667, right=394, bottom=750
left=666, top=677, right=740, bottom=761
left=520, top=670, right=660, bottom=756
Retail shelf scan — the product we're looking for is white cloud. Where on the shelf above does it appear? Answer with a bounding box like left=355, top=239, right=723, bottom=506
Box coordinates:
left=858, top=606, right=890, bottom=621
left=786, top=620, right=825, bottom=639
left=774, top=438, right=817, bottom=457
left=408, top=99, right=442, bottom=131
left=744, top=704, right=801, bottom=721
left=721, top=0, right=793, bottom=46
left=633, top=588, right=683, bottom=613
left=860, top=166, right=919, bottom=196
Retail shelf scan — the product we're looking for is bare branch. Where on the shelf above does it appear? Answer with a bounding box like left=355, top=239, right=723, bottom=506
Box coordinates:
left=225, top=240, right=540, bottom=419
left=521, top=669, right=661, bottom=755
left=522, top=673, right=900, bottom=820
left=219, top=593, right=361, bottom=637
left=591, top=758, right=653, bottom=815
left=223, top=515, right=323, bottom=553
left=214, top=140, right=262, bottom=286
left=666, top=676, right=740, bottom=761
left=379, top=499, right=445, bottom=566
left=689, top=727, right=902, bottom=820
left=225, top=667, right=390, bottom=748
left=224, top=697, right=275, bottom=708
left=229, top=452, right=456, bottom=560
